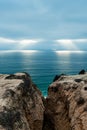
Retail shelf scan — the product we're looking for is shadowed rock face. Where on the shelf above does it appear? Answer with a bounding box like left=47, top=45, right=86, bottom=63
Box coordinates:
left=79, top=69, right=86, bottom=74
left=44, top=74, right=87, bottom=130
left=53, top=74, right=65, bottom=82
left=0, top=73, right=44, bottom=130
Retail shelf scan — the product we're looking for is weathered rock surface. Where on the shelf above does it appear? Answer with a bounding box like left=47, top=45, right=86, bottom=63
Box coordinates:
left=0, top=72, right=87, bottom=130
left=0, top=73, right=44, bottom=130
left=44, top=73, right=87, bottom=130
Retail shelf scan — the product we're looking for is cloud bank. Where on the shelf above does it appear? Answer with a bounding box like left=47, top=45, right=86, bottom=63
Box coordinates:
left=55, top=39, right=87, bottom=51
left=0, top=37, right=87, bottom=51
left=0, top=37, right=41, bottom=50
left=0, top=0, right=87, bottom=40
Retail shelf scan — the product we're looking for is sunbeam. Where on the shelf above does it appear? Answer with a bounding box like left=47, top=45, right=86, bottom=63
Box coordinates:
left=18, top=39, right=40, bottom=50
left=56, top=39, right=80, bottom=50
left=0, top=37, right=41, bottom=50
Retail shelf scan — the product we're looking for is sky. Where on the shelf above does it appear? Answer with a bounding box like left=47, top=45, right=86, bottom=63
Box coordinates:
left=0, top=0, right=87, bottom=50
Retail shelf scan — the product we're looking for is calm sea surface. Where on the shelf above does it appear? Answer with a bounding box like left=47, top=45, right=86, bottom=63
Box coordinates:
left=0, top=50, right=87, bottom=96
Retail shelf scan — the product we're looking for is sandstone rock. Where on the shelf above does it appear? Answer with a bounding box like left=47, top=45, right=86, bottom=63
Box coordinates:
left=44, top=74, right=87, bottom=130
left=1, top=72, right=87, bottom=130
left=0, top=73, right=44, bottom=130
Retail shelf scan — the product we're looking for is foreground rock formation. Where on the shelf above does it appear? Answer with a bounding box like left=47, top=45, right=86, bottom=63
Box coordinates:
left=0, top=73, right=44, bottom=130
left=0, top=72, right=87, bottom=130
left=44, top=73, right=87, bottom=130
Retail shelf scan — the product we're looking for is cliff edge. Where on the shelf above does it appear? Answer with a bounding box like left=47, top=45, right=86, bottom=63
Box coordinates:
left=44, top=73, right=87, bottom=130
left=0, top=72, right=87, bottom=130
left=0, top=73, right=44, bottom=130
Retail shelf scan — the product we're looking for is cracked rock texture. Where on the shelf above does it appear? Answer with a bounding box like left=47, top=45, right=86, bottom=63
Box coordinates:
left=0, top=72, right=87, bottom=130
left=0, top=73, right=44, bottom=130
left=43, top=73, right=87, bottom=130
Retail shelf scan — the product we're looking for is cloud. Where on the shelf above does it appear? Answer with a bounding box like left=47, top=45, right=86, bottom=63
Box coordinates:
left=0, top=37, right=16, bottom=43
left=55, top=39, right=87, bottom=50
left=18, top=39, right=41, bottom=49
left=55, top=39, right=87, bottom=43
left=0, top=0, right=87, bottom=40
left=31, top=0, right=48, bottom=14
left=0, top=37, right=41, bottom=44
left=0, top=37, right=42, bottom=50
left=0, top=37, right=87, bottom=51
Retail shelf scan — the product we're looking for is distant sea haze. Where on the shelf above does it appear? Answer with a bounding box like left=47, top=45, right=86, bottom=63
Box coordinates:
left=0, top=50, right=87, bottom=96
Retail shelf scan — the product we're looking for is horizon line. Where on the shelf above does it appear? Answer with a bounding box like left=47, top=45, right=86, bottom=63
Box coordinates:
left=0, top=49, right=86, bottom=52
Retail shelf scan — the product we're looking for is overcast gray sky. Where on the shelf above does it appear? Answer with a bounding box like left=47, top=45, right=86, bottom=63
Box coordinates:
left=0, top=0, right=87, bottom=50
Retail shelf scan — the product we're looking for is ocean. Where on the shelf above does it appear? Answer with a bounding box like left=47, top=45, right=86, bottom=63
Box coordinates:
left=0, top=50, right=87, bottom=96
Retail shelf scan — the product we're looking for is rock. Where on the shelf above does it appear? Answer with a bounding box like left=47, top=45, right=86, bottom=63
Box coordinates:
left=0, top=73, right=44, bottom=130
left=1, top=72, right=87, bottom=130
left=44, top=74, right=87, bottom=130
left=53, top=74, right=65, bottom=82
left=79, top=69, right=86, bottom=74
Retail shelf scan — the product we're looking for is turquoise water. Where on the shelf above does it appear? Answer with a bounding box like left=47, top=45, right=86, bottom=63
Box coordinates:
left=0, top=50, right=87, bottom=96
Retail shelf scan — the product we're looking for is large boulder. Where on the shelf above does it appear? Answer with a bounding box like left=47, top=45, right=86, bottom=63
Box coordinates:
left=0, top=73, right=44, bottom=130
left=44, top=73, right=87, bottom=130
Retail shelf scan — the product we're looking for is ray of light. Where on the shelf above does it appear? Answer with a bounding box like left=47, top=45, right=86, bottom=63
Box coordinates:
left=0, top=37, right=42, bottom=50
left=18, top=39, right=40, bottom=49
left=56, top=39, right=80, bottom=50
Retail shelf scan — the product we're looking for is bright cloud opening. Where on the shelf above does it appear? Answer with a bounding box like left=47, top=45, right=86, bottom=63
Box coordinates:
left=56, top=39, right=79, bottom=50
left=19, top=39, right=41, bottom=49
left=55, top=39, right=87, bottom=51
left=0, top=37, right=42, bottom=50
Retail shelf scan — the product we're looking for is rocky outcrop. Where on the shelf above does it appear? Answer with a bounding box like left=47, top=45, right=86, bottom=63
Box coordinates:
left=0, top=72, right=87, bottom=130
left=0, top=73, right=44, bottom=130
left=79, top=69, right=86, bottom=74
left=53, top=74, right=65, bottom=82
left=44, top=73, right=87, bottom=130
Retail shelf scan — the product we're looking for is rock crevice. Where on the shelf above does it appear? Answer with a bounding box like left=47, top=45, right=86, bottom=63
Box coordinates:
left=0, top=72, right=87, bottom=130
